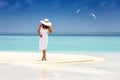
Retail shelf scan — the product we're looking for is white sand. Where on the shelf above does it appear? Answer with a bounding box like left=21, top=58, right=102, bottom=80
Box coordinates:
left=0, top=51, right=103, bottom=65
left=0, top=52, right=120, bottom=80
left=0, top=51, right=120, bottom=80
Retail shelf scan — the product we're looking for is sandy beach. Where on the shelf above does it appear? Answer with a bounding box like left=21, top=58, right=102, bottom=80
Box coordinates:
left=0, top=52, right=103, bottom=64
left=0, top=51, right=120, bottom=80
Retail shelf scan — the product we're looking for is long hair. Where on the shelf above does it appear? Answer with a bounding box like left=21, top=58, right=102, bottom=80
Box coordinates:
left=42, top=24, right=49, bottom=29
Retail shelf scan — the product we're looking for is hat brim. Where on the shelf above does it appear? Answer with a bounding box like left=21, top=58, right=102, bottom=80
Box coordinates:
left=40, top=20, right=52, bottom=26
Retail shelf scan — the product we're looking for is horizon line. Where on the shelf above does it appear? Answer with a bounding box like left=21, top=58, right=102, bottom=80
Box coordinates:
left=0, top=32, right=120, bottom=37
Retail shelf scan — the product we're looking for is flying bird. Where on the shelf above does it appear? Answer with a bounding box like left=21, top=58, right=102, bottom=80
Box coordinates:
left=90, top=13, right=96, bottom=20
left=76, top=9, right=80, bottom=14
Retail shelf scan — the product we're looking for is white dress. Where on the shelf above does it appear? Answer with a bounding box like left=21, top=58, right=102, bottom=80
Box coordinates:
left=39, top=27, right=48, bottom=50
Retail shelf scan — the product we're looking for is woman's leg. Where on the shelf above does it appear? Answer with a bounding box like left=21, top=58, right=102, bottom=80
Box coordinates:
left=42, top=50, right=46, bottom=61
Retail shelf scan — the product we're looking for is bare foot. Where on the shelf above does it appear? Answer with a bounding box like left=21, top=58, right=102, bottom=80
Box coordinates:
left=42, top=58, right=46, bottom=61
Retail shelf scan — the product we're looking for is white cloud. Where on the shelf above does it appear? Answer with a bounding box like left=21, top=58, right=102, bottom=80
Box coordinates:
left=26, top=0, right=33, bottom=4
left=100, top=1, right=107, bottom=8
left=100, top=1, right=106, bottom=7
left=0, top=1, right=9, bottom=8
left=12, top=1, right=21, bottom=9
left=0, top=0, right=21, bottom=10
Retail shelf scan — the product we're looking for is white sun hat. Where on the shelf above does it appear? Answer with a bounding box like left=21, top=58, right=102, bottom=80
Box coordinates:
left=40, top=18, right=52, bottom=26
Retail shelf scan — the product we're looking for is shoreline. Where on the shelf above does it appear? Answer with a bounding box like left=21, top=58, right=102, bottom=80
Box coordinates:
left=0, top=32, right=120, bottom=37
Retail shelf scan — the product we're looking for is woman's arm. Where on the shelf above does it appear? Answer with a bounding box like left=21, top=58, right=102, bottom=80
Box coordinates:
left=38, top=24, right=42, bottom=37
left=48, top=26, right=53, bottom=35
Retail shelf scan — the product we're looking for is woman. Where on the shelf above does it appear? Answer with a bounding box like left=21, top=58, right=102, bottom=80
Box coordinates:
left=38, top=18, right=53, bottom=61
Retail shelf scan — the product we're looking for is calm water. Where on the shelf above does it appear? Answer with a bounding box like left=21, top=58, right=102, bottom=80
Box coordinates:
left=0, top=35, right=120, bottom=53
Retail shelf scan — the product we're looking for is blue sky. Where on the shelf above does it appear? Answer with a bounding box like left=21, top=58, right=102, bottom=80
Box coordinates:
left=0, top=0, right=120, bottom=33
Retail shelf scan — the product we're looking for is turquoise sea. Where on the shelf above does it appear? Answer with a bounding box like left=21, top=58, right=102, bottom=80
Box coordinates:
left=0, top=33, right=120, bottom=53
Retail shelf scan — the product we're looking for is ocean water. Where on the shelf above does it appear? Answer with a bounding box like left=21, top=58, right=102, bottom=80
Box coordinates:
left=0, top=34, right=120, bottom=53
